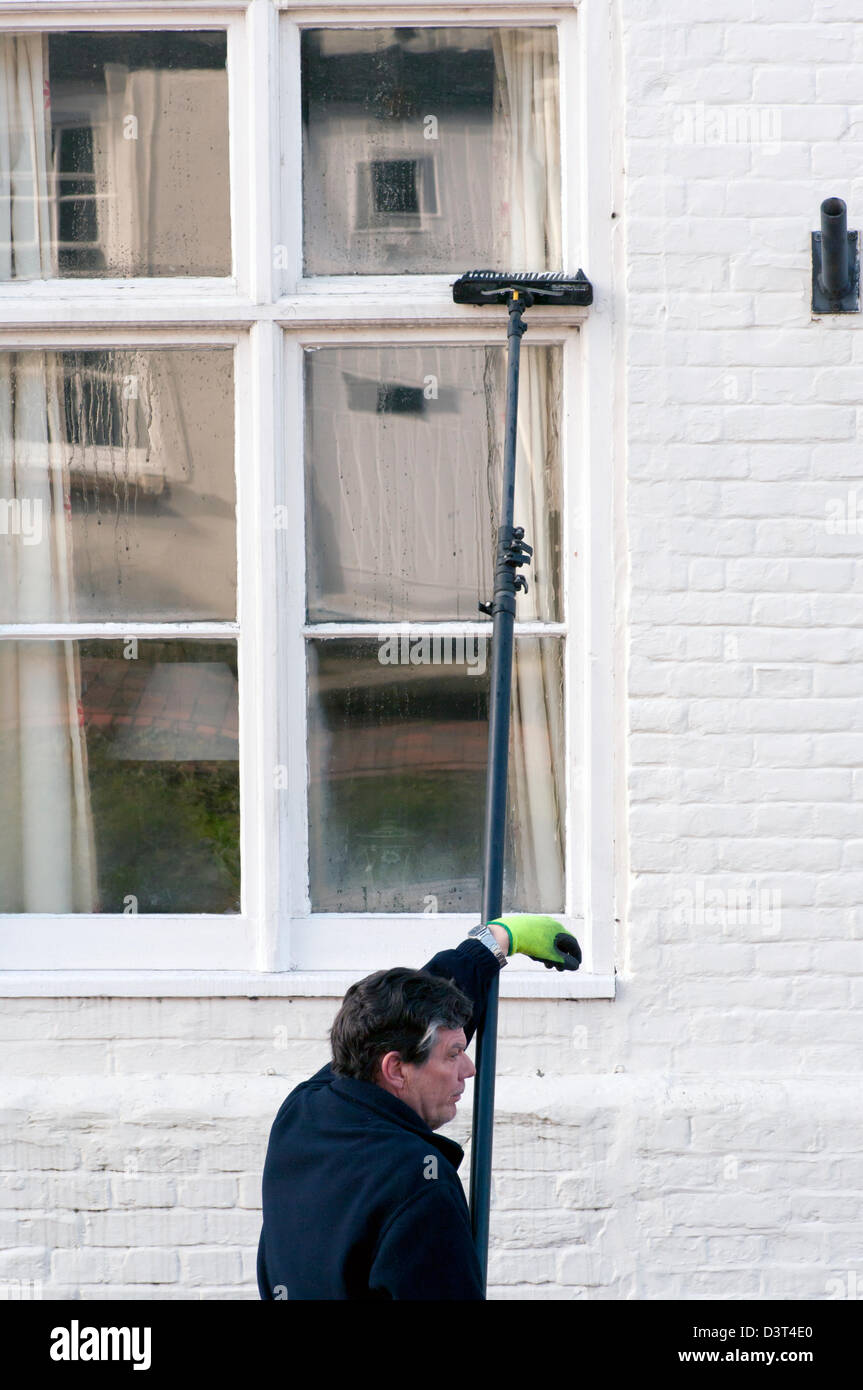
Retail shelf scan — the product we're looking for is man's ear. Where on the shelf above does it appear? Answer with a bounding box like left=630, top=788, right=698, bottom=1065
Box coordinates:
left=378, top=1050, right=407, bottom=1090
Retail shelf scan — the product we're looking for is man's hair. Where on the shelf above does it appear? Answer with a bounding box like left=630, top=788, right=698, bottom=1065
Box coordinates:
left=329, top=967, right=473, bottom=1083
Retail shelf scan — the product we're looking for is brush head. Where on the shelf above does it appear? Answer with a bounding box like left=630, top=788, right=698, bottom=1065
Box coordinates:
left=452, top=269, right=593, bottom=307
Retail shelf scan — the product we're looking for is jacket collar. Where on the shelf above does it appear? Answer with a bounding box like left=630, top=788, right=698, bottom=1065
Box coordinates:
left=331, top=1075, right=465, bottom=1169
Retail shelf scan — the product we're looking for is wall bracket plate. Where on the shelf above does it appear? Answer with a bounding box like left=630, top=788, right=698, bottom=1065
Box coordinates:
left=812, top=230, right=860, bottom=313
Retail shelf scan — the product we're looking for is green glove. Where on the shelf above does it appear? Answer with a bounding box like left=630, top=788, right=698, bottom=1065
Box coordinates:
left=489, top=915, right=582, bottom=972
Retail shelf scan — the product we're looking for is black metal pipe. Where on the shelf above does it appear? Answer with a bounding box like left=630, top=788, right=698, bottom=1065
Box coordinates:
left=820, top=197, right=850, bottom=296
left=469, top=293, right=527, bottom=1288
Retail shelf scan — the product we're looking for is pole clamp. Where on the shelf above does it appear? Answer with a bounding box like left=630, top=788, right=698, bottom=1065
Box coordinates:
left=478, top=525, right=533, bottom=614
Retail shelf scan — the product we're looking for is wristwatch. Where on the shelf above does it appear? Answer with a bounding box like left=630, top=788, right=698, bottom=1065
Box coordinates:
left=467, top=923, right=509, bottom=967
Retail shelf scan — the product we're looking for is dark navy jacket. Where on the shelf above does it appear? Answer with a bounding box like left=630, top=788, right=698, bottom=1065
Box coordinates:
left=257, top=938, right=501, bottom=1300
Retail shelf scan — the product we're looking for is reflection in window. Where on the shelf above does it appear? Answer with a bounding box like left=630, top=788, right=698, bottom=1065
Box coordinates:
left=302, top=27, right=560, bottom=274
left=0, top=640, right=239, bottom=914
left=307, top=637, right=564, bottom=914
left=305, top=344, right=562, bottom=622
left=0, top=347, right=236, bottom=622
left=371, top=159, right=419, bottom=214
left=0, top=30, right=230, bottom=279
left=354, top=157, right=439, bottom=230
left=55, top=125, right=99, bottom=265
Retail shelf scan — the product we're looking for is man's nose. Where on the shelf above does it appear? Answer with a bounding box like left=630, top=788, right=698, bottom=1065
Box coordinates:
left=462, top=1055, right=476, bottom=1079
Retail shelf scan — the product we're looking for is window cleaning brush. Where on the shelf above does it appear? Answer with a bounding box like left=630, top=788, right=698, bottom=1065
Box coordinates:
left=452, top=268, right=593, bottom=306
left=453, top=267, right=592, bottom=1290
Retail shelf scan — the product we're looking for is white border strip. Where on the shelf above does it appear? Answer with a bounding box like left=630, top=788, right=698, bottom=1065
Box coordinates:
left=0, top=4, right=247, bottom=23
left=275, top=3, right=577, bottom=18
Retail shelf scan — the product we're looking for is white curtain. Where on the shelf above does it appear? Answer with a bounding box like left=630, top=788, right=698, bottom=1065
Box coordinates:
left=494, top=28, right=565, bottom=910
left=0, top=34, right=98, bottom=911
left=492, top=347, right=565, bottom=913
left=0, top=33, right=55, bottom=280
left=91, top=63, right=160, bottom=278
left=90, top=62, right=229, bottom=278
left=495, top=28, right=562, bottom=271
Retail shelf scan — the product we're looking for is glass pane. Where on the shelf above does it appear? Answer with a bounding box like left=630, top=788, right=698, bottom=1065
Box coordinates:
left=305, top=344, right=562, bottom=622
left=0, top=639, right=239, bottom=913
left=0, top=348, right=236, bottom=622
left=302, top=27, right=560, bottom=275
left=307, top=636, right=564, bottom=913
left=0, top=31, right=230, bottom=279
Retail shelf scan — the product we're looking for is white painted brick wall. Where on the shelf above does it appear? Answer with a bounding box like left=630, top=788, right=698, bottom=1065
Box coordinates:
left=616, top=0, right=863, bottom=1300
left=3, top=0, right=863, bottom=1301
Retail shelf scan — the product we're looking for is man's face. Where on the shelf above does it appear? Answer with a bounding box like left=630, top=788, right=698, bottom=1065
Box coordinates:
left=398, top=1028, right=475, bottom=1131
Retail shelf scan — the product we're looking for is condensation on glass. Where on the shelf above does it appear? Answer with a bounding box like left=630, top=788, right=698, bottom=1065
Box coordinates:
left=306, top=637, right=564, bottom=914
left=0, top=639, right=239, bottom=913
left=301, top=27, right=561, bottom=275
left=0, top=347, right=236, bottom=622
left=305, top=344, right=562, bottom=622
left=0, top=31, right=230, bottom=279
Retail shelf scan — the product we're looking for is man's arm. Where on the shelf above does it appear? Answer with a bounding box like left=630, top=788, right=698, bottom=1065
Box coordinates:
left=368, top=1182, right=484, bottom=1301
left=420, top=918, right=580, bottom=1046
left=419, top=934, right=506, bottom=1047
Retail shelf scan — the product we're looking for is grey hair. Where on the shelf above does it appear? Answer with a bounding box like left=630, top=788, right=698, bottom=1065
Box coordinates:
left=415, top=1017, right=453, bottom=1065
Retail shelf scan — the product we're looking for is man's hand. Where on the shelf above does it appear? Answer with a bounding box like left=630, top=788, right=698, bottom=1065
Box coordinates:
left=489, top=915, right=582, bottom=972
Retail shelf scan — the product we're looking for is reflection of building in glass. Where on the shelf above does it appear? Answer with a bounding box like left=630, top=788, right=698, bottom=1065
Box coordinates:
left=6, top=31, right=231, bottom=278
left=302, top=27, right=558, bottom=274
left=0, top=347, right=236, bottom=623
left=306, top=641, right=565, bottom=915
left=305, top=345, right=563, bottom=624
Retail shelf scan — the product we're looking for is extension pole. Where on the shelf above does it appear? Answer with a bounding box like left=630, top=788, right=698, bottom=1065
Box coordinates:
left=453, top=267, right=591, bottom=1289
left=469, top=290, right=531, bottom=1287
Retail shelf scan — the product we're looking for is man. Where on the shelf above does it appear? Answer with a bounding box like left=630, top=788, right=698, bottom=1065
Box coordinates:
left=257, top=914, right=581, bottom=1300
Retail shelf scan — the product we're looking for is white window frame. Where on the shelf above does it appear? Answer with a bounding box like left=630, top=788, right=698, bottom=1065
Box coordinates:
left=0, top=0, right=617, bottom=1001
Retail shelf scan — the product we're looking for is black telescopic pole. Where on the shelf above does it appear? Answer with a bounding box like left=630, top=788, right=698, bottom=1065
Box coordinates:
left=469, top=290, right=533, bottom=1288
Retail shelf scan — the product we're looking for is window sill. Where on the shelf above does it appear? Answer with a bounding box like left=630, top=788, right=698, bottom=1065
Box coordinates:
left=0, top=279, right=591, bottom=329
left=277, top=278, right=592, bottom=329
left=0, top=277, right=238, bottom=297
left=0, top=278, right=254, bottom=328
left=0, top=968, right=615, bottom=999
